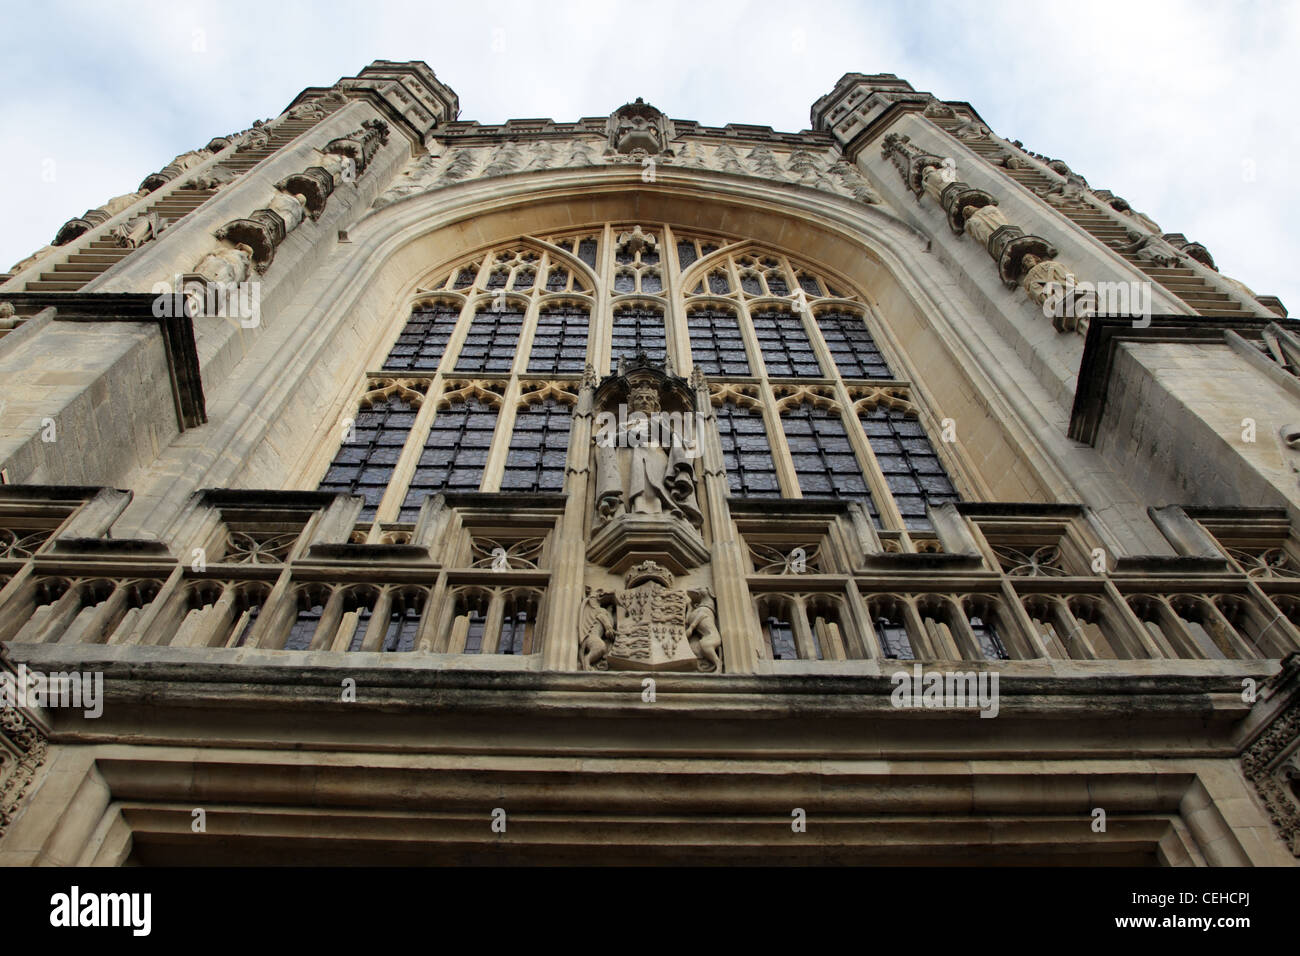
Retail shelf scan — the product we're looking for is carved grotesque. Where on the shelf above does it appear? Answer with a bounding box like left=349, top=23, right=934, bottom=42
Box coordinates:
left=607, top=98, right=674, bottom=157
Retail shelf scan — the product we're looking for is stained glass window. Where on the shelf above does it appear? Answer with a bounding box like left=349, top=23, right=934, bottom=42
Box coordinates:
left=752, top=310, right=823, bottom=377
left=317, top=396, right=418, bottom=519
left=382, top=302, right=460, bottom=372
left=688, top=307, right=750, bottom=376
left=528, top=304, right=589, bottom=374
left=858, top=407, right=958, bottom=530
left=400, top=397, right=499, bottom=520
left=715, top=401, right=780, bottom=497
left=611, top=305, right=666, bottom=363
left=502, top=399, right=572, bottom=492
left=455, top=305, right=525, bottom=373
left=817, top=311, right=893, bottom=379
left=781, top=403, right=877, bottom=517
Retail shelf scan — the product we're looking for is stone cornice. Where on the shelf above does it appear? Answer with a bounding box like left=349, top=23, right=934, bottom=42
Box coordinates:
left=0, top=292, right=206, bottom=431
left=1068, top=314, right=1300, bottom=445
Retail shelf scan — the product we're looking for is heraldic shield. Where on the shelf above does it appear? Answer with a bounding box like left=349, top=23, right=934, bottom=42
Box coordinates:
left=608, top=561, right=697, bottom=670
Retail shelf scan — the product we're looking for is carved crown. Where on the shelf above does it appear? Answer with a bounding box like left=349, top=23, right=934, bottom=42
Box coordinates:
left=625, top=560, right=674, bottom=589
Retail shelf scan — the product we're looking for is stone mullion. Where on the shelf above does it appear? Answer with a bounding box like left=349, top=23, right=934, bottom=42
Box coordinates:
left=1100, top=581, right=1171, bottom=659
left=541, top=375, right=597, bottom=670
left=787, top=595, right=819, bottom=660
left=843, top=583, right=880, bottom=658
left=1000, top=579, right=1054, bottom=660
left=1246, top=581, right=1300, bottom=658
left=741, top=296, right=801, bottom=499
left=359, top=587, right=395, bottom=652
left=482, top=589, right=506, bottom=655
left=308, top=587, right=346, bottom=652
left=593, top=224, right=616, bottom=373
left=833, top=383, right=906, bottom=533
left=76, top=584, right=131, bottom=645
left=661, top=226, right=690, bottom=375
left=696, top=377, right=759, bottom=674
left=244, top=568, right=296, bottom=650
left=374, top=386, right=440, bottom=525
left=186, top=586, right=239, bottom=649
left=24, top=586, right=88, bottom=644
left=479, top=383, right=521, bottom=493
left=415, top=572, right=451, bottom=653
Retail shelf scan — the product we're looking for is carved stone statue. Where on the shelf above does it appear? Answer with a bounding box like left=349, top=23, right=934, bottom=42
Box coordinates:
left=962, top=203, right=1012, bottom=250
left=579, top=587, right=615, bottom=671
left=594, top=376, right=702, bottom=528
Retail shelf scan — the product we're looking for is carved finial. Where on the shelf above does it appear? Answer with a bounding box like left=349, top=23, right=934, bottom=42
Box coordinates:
left=582, top=362, right=599, bottom=389
left=690, top=365, right=706, bottom=389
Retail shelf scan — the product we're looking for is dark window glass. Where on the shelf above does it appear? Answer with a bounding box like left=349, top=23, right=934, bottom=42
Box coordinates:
left=740, top=273, right=762, bottom=296
left=453, top=267, right=477, bottom=289
left=577, top=239, right=597, bottom=268
left=765, top=272, right=788, bottom=295
left=512, top=269, right=535, bottom=290
left=766, top=614, right=798, bottom=660
left=708, top=271, right=730, bottom=294
left=528, top=304, right=590, bottom=374
left=968, top=612, right=1009, bottom=660
left=317, top=395, right=418, bottom=519
left=677, top=241, right=698, bottom=269
left=400, top=398, right=499, bottom=521
left=382, top=302, right=460, bottom=372
left=751, top=310, right=823, bottom=377
left=688, top=308, right=750, bottom=376
left=875, top=609, right=914, bottom=659
left=462, top=605, right=487, bottom=653
left=715, top=401, right=780, bottom=497
left=285, top=598, right=324, bottom=651
left=497, top=605, right=531, bottom=654
left=486, top=270, right=508, bottom=289
left=782, top=403, right=877, bottom=520
left=545, top=267, right=569, bottom=292
left=611, top=305, right=666, bottom=363
left=455, top=305, right=525, bottom=373
left=614, top=272, right=635, bottom=293
left=641, top=272, right=663, bottom=294
left=858, top=406, right=958, bottom=531
left=798, top=274, right=822, bottom=296
left=502, top=398, right=572, bottom=492
left=817, top=311, right=894, bottom=379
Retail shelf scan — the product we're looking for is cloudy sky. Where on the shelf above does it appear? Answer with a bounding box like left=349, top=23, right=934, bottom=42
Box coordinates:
left=3, top=0, right=1297, bottom=310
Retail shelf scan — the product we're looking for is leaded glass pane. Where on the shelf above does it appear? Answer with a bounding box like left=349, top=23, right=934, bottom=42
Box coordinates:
left=858, top=406, right=958, bottom=530
left=611, top=305, right=666, bottom=362
left=455, top=306, right=525, bottom=373
left=715, top=401, right=779, bottom=496
left=382, top=302, right=460, bottom=371
left=752, top=310, right=823, bottom=377
left=528, top=304, right=590, bottom=374
left=400, top=398, right=499, bottom=520
left=688, top=308, right=750, bottom=376
left=781, top=404, right=878, bottom=519
left=317, top=396, right=418, bottom=519
left=817, top=311, right=893, bottom=379
left=502, top=398, right=572, bottom=492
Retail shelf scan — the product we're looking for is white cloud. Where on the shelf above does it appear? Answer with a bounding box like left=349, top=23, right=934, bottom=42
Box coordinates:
left=2, top=0, right=1295, bottom=310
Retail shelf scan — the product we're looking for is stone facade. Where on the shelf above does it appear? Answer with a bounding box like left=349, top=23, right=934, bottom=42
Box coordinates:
left=0, top=62, right=1297, bottom=865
